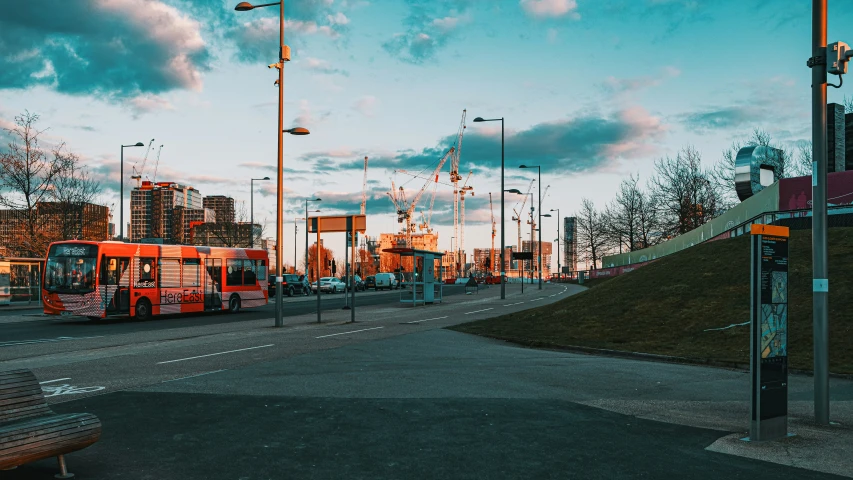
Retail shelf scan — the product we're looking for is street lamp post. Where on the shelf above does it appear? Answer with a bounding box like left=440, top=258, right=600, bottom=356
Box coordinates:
left=472, top=116, right=505, bottom=299
left=520, top=165, right=543, bottom=289
left=235, top=1, right=312, bottom=328
left=119, top=142, right=144, bottom=241
left=505, top=188, right=523, bottom=290
left=542, top=213, right=552, bottom=282
left=250, top=177, right=270, bottom=248
left=551, top=209, right=560, bottom=280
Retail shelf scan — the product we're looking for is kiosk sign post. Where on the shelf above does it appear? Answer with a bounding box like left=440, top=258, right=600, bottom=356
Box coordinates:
left=748, top=224, right=790, bottom=442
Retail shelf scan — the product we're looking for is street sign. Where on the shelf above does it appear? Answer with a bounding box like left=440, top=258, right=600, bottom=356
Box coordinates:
left=748, top=224, right=790, bottom=442
left=347, top=231, right=359, bottom=247
left=309, top=215, right=366, bottom=233
left=512, top=252, right=534, bottom=260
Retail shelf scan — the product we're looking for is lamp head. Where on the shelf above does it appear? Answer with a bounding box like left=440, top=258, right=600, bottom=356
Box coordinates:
left=473, top=117, right=485, bottom=122
left=134, top=142, right=144, bottom=146
left=519, top=165, right=528, bottom=169
left=263, top=176, right=270, bottom=180
left=506, top=188, right=522, bottom=194
left=234, top=2, right=254, bottom=11
left=286, top=127, right=310, bottom=135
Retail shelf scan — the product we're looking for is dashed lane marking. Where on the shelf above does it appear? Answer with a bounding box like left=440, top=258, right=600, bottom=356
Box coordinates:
left=316, top=326, right=384, bottom=339
left=503, top=302, right=525, bottom=307
left=404, top=316, right=448, bottom=324
left=464, top=308, right=494, bottom=315
left=157, top=344, right=274, bottom=365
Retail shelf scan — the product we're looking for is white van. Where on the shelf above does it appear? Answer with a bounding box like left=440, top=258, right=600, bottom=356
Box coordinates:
left=374, top=272, right=398, bottom=290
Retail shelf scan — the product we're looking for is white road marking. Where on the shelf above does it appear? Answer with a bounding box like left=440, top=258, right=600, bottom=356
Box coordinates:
left=39, top=378, right=71, bottom=385
left=162, top=369, right=227, bottom=383
left=529, top=297, right=546, bottom=302
left=157, top=344, right=274, bottom=364
left=316, top=326, right=384, bottom=338
left=406, top=316, right=448, bottom=324
left=0, top=335, right=104, bottom=348
left=503, top=302, right=524, bottom=307
left=464, top=308, right=494, bottom=315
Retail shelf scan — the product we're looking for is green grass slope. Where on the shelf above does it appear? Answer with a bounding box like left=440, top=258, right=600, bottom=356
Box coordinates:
left=451, top=227, right=853, bottom=374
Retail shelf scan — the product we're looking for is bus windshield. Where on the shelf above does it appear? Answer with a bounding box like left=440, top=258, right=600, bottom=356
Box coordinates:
left=44, top=244, right=98, bottom=294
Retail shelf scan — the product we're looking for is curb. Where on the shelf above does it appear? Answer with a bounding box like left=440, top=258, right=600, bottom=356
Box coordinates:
left=468, top=335, right=853, bottom=380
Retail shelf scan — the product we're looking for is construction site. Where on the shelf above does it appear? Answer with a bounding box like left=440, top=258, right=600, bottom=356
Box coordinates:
left=371, top=110, right=552, bottom=283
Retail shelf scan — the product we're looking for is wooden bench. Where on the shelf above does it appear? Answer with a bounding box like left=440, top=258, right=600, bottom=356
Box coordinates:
left=0, top=369, right=101, bottom=478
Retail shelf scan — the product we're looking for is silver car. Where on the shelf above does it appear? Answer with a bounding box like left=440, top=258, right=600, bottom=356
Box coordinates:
left=312, top=277, right=345, bottom=293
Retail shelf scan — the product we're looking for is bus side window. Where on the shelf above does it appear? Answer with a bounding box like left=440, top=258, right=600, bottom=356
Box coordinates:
left=243, top=260, right=257, bottom=285
left=226, top=259, right=242, bottom=286
left=137, top=258, right=156, bottom=288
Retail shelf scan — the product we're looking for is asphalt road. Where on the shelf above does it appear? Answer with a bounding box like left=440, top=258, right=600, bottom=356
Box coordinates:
left=0, top=285, right=467, bottom=343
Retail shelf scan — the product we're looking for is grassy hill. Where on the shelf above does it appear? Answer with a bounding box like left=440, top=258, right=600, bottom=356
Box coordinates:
left=451, top=227, right=853, bottom=374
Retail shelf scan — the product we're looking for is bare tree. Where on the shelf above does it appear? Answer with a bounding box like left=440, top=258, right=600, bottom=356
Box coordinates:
left=0, top=112, right=99, bottom=257
left=194, top=202, right=265, bottom=248
left=651, top=146, right=718, bottom=237
left=575, top=198, right=608, bottom=269
left=603, top=174, right=643, bottom=253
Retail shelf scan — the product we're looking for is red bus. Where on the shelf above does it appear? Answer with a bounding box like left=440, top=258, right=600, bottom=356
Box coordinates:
left=42, top=241, right=269, bottom=321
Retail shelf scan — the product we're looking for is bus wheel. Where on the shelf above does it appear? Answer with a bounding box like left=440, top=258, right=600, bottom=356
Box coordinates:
left=228, top=295, right=241, bottom=313
left=135, top=299, right=152, bottom=321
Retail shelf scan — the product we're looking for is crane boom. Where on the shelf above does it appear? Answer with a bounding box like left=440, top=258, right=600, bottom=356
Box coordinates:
left=152, top=144, right=163, bottom=183
left=130, top=139, right=155, bottom=188
left=489, top=192, right=496, bottom=275
left=387, top=147, right=454, bottom=246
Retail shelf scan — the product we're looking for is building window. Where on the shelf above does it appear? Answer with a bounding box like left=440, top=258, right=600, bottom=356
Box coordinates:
left=226, top=259, right=243, bottom=286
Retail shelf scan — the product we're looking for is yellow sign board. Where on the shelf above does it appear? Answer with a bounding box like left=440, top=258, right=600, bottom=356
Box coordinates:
left=308, top=215, right=367, bottom=233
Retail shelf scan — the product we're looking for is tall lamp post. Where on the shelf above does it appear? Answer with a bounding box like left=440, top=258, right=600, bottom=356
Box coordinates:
left=119, top=141, right=144, bottom=241
left=472, top=116, right=505, bottom=299
left=505, top=188, right=523, bottom=287
left=520, top=164, right=543, bottom=289
left=250, top=176, right=270, bottom=248
left=550, top=208, right=560, bottom=280
left=235, top=1, right=311, bottom=328
left=304, top=198, right=322, bottom=280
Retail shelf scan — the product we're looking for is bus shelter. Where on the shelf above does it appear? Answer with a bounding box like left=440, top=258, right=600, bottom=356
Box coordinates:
left=0, top=257, right=44, bottom=306
left=382, top=247, right=444, bottom=306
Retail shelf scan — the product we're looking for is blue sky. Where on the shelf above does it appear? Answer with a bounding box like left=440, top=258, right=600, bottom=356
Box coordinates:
left=2, top=0, right=853, bottom=269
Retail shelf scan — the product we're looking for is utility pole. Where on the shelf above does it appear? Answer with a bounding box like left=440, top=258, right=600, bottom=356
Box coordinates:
left=810, top=0, right=830, bottom=426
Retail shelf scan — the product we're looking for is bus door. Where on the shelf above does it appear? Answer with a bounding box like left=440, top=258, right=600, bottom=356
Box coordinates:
left=103, top=256, right=131, bottom=314
left=204, top=258, right=222, bottom=311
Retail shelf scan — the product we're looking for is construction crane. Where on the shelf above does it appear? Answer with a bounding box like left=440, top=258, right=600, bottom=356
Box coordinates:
left=387, top=147, right=454, bottom=246
left=449, top=110, right=466, bottom=267
left=130, top=139, right=155, bottom=188
left=489, top=192, right=496, bottom=275
left=151, top=144, right=164, bottom=183
left=457, top=171, right=473, bottom=278
left=512, top=179, right=535, bottom=262
left=360, top=156, right=369, bottom=215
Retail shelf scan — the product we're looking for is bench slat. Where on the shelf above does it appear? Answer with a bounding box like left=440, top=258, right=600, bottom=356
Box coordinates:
left=0, top=369, right=102, bottom=471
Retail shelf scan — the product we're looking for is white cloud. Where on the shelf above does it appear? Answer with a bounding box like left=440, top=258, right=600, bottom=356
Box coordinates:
left=520, top=0, right=580, bottom=19
left=129, top=94, right=175, bottom=118
left=352, top=95, right=377, bottom=117
left=327, top=12, right=349, bottom=25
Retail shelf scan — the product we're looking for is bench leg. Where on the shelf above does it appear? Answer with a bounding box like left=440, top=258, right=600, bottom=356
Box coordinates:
left=55, top=455, right=74, bottom=479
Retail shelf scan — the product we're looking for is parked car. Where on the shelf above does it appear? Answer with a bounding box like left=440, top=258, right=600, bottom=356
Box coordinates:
left=312, top=277, right=345, bottom=293
left=268, top=274, right=312, bottom=297
left=374, top=272, right=399, bottom=290
left=363, top=276, right=376, bottom=290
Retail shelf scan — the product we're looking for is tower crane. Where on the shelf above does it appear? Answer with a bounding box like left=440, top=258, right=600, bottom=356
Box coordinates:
left=360, top=156, right=369, bottom=215
left=449, top=110, right=466, bottom=266
left=489, top=192, right=496, bottom=275
left=130, top=139, right=155, bottom=188
left=512, top=179, right=535, bottom=262
left=151, top=144, right=164, bottom=183
left=457, top=171, right=473, bottom=278
left=387, top=147, right=454, bottom=246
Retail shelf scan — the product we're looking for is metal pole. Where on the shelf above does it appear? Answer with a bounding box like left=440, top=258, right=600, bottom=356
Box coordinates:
left=294, top=223, right=297, bottom=274
left=344, top=230, right=350, bottom=309
left=250, top=179, right=254, bottom=249
left=538, top=167, right=542, bottom=290
left=305, top=201, right=309, bottom=279
left=557, top=208, right=560, bottom=280
left=120, top=146, right=124, bottom=241
left=500, top=118, right=506, bottom=299
left=351, top=220, right=356, bottom=323
left=317, top=226, right=322, bottom=323
left=274, top=0, right=285, bottom=328
left=811, top=0, right=830, bottom=425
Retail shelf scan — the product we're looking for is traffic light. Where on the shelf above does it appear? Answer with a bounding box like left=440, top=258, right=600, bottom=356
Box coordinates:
left=331, top=260, right=337, bottom=275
